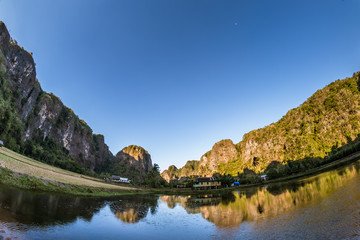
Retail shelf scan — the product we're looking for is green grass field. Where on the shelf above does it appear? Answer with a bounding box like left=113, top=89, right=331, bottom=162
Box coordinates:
left=0, top=146, right=137, bottom=193
left=1, top=145, right=359, bottom=197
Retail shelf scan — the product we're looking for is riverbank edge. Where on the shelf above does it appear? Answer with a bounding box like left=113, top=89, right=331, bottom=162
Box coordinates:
left=154, top=150, right=360, bottom=194
left=1, top=150, right=359, bottom=197
left=0, top=167, right=153, bottom=197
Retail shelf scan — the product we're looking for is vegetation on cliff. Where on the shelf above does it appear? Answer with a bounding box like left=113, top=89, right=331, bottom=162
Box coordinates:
left=0, top=21, right=153, bottom=182
left=108, top=145, right=153, bottom=183
left=163, top=72, right=360, bottom=180
left=0, top=68, right=96, bottom=175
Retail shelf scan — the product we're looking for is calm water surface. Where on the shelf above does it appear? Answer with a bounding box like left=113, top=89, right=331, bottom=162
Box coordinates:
left=0, top=161, right=360, bottom=240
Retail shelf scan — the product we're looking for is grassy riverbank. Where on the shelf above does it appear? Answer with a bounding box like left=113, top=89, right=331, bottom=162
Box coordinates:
left=1, top=146, right=360, bottom=197
left=0, top=147, right=150, bottom=196
left=158, top=150, right=360, bottom=194
left=0, top=167, right=147, bottom=196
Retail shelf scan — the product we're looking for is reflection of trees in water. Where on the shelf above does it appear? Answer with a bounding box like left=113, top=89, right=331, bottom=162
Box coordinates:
left=265, top=180, right=305, bottom=196
left=161, top=163, right=360, bottom=229
left=109, top=195, right=158, bottom=223
left=210, top=164, right=359, bottom=228
left=0, top=185, right=106, bottom=228
left=0, top=186, right=160, bottom=228
left=159, top=194, right=234, bottom=215
left=159, top=195, right=191, bottom=210
left=1, top=162, right=358, bottom=231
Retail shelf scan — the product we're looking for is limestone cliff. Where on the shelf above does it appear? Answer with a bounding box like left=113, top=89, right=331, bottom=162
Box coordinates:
left=199, top=140, right=239, bottom=173
left=115, top=145, right=152, bottom=175
left=161, top=165, right=178, bottom=182
left=0, top=22, right=113, bottom=171
left=163, top=72, right=360, bottom=179
left=0, top=22, right=151, bottom=177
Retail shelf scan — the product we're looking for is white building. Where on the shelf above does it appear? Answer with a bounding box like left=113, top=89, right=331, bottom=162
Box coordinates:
left=111, top=175, right=131, bottom=184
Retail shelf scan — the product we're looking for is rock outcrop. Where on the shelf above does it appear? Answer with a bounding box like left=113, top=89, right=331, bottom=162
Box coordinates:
left=0, top=22, right=152, bottom=178
left=0, top=22, right=113, bottom=171
left=199, top=139, right=239, bottom=173
left=163, top=72, right=360, bottom=179
left=115, top=145, right=152, bottom=175
left=160, top=165, right=178, bottom=183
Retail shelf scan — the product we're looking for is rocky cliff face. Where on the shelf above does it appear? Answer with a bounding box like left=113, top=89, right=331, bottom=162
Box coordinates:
left=160, top=165, right=178, bottom=182
left=199, top=139, right=239, bottom=173
left=163, top=72, right=360, bottom=179
left=115, top=145, right=152, bottom=174
left=0, top=22, right=151, bottom=177
left=0, top=22, right=112, bottom=171
left=110, top=145, right=153, bottom=182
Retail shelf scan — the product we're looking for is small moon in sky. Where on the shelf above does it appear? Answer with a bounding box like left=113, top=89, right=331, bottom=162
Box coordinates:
left=234, top=22, right=238, bottom=26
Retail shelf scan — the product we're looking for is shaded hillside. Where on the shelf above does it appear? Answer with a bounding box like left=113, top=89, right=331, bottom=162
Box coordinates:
left=110, top=145, right=153, bottom=182
left=163, top=72, right=360, bottom=179
left=0, top=22, right=152, bottom=178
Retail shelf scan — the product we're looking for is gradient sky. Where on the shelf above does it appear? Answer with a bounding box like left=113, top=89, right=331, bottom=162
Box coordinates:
left=0, top=0, right=359, bottom=171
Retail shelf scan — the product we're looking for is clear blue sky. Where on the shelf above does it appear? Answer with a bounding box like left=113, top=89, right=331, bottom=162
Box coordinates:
left=1, top=0, right=359, bottom=171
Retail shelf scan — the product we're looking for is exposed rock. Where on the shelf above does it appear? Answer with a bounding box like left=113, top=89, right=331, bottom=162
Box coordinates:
left=199, top=139, right=238, bottom=172
left=160, top=170, right=171, bottom=183
left=114, top=145, right=153, bottom=176
left=163, top=72, right=360, bottom=177
left=0, top=22, right=146, bottom=177
left=0, top=22, right=115, bottom=171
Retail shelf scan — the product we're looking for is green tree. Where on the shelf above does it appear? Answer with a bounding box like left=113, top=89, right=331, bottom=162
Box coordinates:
left=145, top=163, right=167, bottom=188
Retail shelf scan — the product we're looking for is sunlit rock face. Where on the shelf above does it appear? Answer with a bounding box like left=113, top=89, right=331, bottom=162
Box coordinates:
left=0, top=22, right=149, bottom=177
left=161, top=140, right=239, bottom=180
left=160, top=165, right=178, bottom=183
left=160, top=170, right=171, bottom=183
left=199, top=139, right=238, bottom=173
left=0, top=22, right=113, bottom=171
left=164, top=71, right=360, bottom=177
left=0, top=22, right=151, bottom=177
left=115, top=145, right=153, bottom=175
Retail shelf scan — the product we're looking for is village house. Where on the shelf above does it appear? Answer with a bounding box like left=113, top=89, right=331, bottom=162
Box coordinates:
left=111, top=175, right=131, bottom=184
left=192, top=177, right=221, bottom=190
left=178, top=177, right=188, bottom=183
left=169, top=176, right=179, bottom=184
left=176, top=177, right=189, bottom=188
left=261, top=174, right=267, bottom=181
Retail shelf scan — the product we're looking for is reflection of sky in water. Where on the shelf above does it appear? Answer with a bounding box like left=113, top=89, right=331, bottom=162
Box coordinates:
left=0, top=161, right=359, bottom=240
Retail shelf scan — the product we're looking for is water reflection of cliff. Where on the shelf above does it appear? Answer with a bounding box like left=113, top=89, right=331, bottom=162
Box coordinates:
left=161, top=162, right=360, bottom=229
left=0, top=184, right=160, bottom=228
left=109, top=195, right=158, bottom=223
left=0, top=186, right=106, bottom=228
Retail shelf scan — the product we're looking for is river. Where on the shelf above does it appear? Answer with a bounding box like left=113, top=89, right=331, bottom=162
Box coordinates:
left=0, top=160, right=359, bottom=239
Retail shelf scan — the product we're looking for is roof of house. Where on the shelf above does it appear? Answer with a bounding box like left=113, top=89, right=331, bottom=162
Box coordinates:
left=112, top=175, right=130, bottom=181
left=196, top=177, right=217, bottom=182
left=179, top=177, right=188, bottom=183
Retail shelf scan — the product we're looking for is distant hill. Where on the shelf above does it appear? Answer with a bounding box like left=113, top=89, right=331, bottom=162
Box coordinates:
left=0, top=22, right=152, bottom=180
left=162, top=72, right=360, bottom=180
